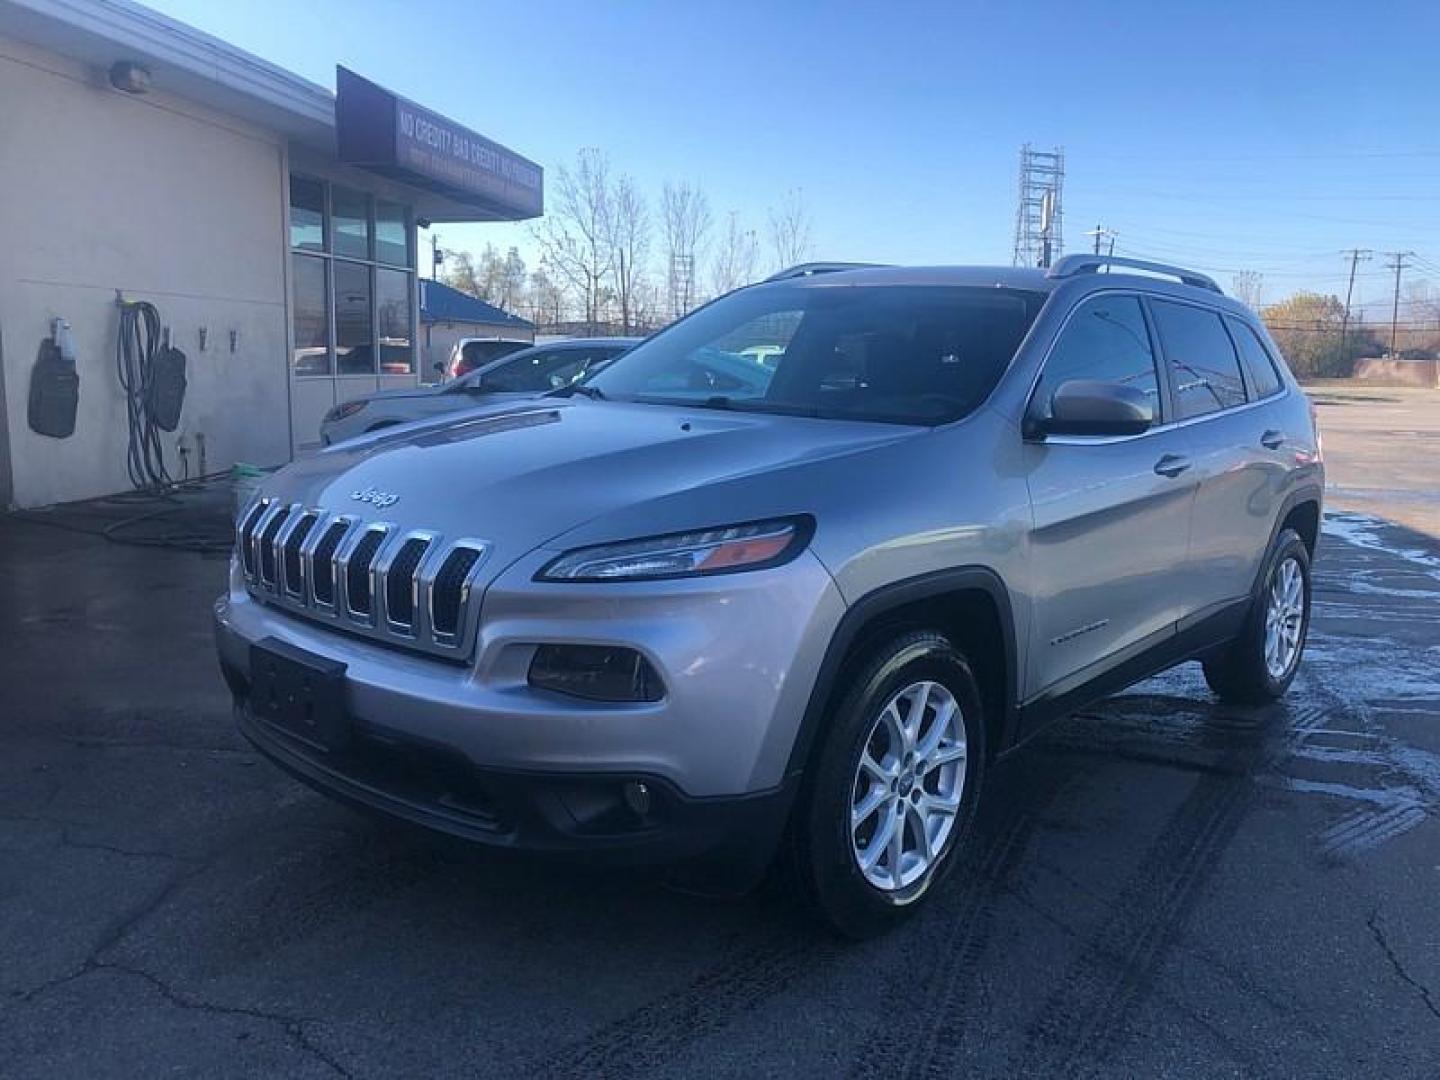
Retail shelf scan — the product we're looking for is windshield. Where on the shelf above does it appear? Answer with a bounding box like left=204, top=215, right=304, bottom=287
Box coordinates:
left=584, top=284, right=1043, bottom=424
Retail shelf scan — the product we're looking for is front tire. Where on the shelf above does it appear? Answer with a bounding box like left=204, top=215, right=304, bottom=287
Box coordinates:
left=1203, top=527, right=1312, bottom=704
left=788, top=631, right=986, bottom=939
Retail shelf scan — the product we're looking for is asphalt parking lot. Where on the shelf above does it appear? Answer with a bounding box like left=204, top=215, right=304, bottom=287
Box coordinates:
left=1311, top=382, right=1440, bottom=537
left=3, top=415, right=1439, bottom=1077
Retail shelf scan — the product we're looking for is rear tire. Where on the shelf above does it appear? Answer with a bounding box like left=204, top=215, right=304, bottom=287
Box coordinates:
left=786, top=631, right=986, bottom=939
left=1202, top=528, right=1312, bottom=704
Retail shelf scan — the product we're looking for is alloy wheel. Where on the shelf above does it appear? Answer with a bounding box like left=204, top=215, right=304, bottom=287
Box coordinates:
left=1264, top=555, right=1305, bottom=680
left=849, top=680, right=967, bottom=892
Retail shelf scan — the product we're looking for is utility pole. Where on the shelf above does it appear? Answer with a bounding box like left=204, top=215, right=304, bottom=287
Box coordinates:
left=1383, top=251, right=1414, bottom=357
left=1339, top=248, right=1371, bottom=361
left=1085, top=224, right=1116, bottom=256
left=430, top=233, right=444, bottom=280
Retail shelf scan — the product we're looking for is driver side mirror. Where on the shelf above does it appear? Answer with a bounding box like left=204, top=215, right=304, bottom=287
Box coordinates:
left=1027, top=379, right=1153, bottom=438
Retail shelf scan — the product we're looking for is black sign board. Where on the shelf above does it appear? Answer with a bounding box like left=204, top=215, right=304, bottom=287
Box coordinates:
left=335, top=67, right=543, bottom=220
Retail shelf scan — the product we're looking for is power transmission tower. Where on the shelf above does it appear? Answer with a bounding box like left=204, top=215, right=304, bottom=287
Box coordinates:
left=1013, top=145, right=1065, bottom=268
left=1339, top=248, right=1371, bottom=360
left=668, top=253, right=695, bottom=321
left=1383, top=251, right=1414, bottom=357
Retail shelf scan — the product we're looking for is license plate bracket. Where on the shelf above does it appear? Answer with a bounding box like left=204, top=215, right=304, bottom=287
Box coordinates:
left=249, top=638, right=349, bottom=753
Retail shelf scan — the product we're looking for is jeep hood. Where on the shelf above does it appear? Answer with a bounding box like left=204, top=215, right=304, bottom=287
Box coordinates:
left=260, top=399, right=915, bottom=577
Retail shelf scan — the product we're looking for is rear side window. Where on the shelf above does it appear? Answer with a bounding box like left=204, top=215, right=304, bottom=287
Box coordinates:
left=1150, top=300, right=1247, bottom=419
left=1225, top=317, right=1284, bottom=399
left=1035, top=295, right=1160, bottom=419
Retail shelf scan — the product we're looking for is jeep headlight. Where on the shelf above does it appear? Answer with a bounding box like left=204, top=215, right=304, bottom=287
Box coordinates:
left=538, top=517, right=811, bottom=582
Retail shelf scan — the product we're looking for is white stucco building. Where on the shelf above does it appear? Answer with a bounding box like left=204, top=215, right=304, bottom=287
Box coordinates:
left=0, top=0, right=542, bottom=508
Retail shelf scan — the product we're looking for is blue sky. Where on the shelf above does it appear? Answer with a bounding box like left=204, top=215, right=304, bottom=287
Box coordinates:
left=148, top=0, right=1440, bottom=313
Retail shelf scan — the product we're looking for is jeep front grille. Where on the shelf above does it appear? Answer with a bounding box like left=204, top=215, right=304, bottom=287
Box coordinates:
left=238, top=499, right=488, bottom=660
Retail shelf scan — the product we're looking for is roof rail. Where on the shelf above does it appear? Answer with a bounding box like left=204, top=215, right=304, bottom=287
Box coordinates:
left=764, top=262, right=888, bottom=283
left=1047, top=254, right=1222, bottom=294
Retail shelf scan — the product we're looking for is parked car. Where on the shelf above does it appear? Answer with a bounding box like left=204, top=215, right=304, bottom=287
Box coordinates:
left=219, top=256, right=1323, bottom=938
left=320, top=338, right=640, bottom=444
left=445, top=336, right=533, bottom=379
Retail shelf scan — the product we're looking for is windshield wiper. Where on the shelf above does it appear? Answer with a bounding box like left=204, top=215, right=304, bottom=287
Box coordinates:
left=637, top=394, right=824, bottom=418
left=702, top=396, right=829, bottom=417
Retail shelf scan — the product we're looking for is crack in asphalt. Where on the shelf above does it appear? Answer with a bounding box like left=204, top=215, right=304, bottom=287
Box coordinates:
left=58, top=830, right=197, bottom=862
left=0, top=812, right=198, bottom=861
left=1367, top=908, right=1440, bottom=1022
left=10, top=819, right=356, bottom=1078
left=16, top=959, right=351, bottom=1079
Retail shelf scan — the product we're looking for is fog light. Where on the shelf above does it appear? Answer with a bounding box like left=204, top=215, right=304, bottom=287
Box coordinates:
left=623, top=781, right=652, bottom=817
left=528, top=644, right=664, bottom=702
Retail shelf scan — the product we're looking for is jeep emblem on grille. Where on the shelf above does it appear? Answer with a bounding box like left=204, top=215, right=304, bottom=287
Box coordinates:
left=350, top=486, right=399, bottom=508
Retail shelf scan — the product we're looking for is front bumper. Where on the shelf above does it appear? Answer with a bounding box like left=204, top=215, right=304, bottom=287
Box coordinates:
left=230, top=692, right=794, bottom=871
left=214, top=549, right=845, bottom=866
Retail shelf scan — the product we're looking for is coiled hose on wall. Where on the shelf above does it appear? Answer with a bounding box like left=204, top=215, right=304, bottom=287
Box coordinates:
left=115, top=300, right=174, bottom=491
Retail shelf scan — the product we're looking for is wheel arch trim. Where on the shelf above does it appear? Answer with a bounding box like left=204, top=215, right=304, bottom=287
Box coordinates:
left=1257, top=485, right=1324, bottom=596
left=784, top=566, right=1018, bottom=779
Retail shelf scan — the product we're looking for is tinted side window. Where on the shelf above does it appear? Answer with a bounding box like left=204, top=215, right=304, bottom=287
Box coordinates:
left=1035, top=295, right=1160, bottom=419
left=1151, top=300, right=1247, bottom=419
left=1225, top=316, right=1283, bottom=399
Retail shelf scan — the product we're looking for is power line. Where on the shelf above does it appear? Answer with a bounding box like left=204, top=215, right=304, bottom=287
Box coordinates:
left=1084, top=149, right=1440, bottom=163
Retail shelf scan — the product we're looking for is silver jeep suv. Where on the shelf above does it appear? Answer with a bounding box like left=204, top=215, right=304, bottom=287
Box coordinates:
left=215, top=255, right=1323, bottom=938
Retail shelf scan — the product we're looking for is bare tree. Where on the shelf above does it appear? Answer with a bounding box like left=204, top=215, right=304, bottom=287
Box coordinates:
left=610, top=174, right=650, bottom=335
left=767, top=188, right=813, bottom=271
left=1232, top=271, right=1264, bottom=309
left=532, top=148, right=614, bottom=333
left=710, top=212, right=759, bottom=297
left=630, top=279, right=665, bottom=333
left=528, top=265, right=568, bottom=329
left=662, top=181, right=712, bottom=319
left=441, top=251, right=481, bottom=297
left=497, top=247, right=526, bottom=312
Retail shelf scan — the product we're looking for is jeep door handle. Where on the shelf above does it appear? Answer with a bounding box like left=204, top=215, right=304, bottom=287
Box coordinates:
left=1154, top=454, right=1191, bottom=478
left=1261, top=429, right=1285, bottom=449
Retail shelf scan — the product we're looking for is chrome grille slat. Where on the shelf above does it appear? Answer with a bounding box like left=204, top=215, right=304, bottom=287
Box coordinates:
left=431, top=546, right=483, bottom=641
left=280, top=512, right=319, bottom=598
left=309, top=519, right=351, bottom=608
left=344, top=527, right=388, bottom=622
left=238, top=500, right=268, bottom=577
left=240, top=505, right=487, bottom=660
left=382, top=537, right=431, bottom=633
left=257, top=506, right=291, bottom=587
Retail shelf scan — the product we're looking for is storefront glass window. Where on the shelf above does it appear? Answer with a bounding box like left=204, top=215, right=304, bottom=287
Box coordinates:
left=375, top=268, right=415, bottom=374
left=291, top=254, right=330, bottom=375
left=334, top=262, right=373, bottom=375
left=332, top=186, right=371, bottom=260
left=289, top=176, right=326, bottom=252
left=289, top=174, right=415, bottom=379
left=375, top=200, right=410, bottom=267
